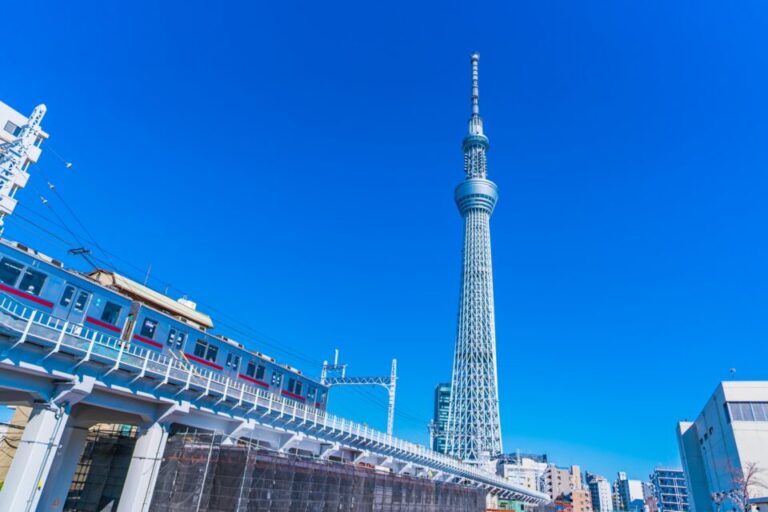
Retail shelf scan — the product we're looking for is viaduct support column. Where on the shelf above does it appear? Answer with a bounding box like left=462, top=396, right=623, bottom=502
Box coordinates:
left=117, top=422, right=170, bottom=512
left=37, top=424, right=89, bottom=511
left=0, top=403, right=69, bottom=512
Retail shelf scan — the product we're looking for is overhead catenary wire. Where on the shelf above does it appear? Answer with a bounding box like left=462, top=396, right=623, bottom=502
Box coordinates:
left=9, top=208, right=435, bottom=427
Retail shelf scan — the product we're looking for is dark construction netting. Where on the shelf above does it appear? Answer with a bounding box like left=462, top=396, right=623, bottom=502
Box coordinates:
left=150, top=433, right=486, bottom=512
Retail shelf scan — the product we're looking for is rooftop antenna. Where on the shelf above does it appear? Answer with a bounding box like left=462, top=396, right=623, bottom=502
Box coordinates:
left=321, top=349, right=398, bottom=435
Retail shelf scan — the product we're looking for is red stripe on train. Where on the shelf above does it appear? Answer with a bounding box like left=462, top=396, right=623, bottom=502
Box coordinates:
left=0, top=283, right=54, bottom=308
left=281, top=390, right=306, bottom=402
left=86, top=316, right=121, bottom=333
left=238, top=374, right=270, bottom=388
left=184, top=353, right=224, bottom=371
left=132, top=334, right=162, bottom=349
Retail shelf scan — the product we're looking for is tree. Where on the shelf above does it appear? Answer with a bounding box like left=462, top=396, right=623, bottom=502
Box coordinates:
left=712, top=462, right=768, bottom=512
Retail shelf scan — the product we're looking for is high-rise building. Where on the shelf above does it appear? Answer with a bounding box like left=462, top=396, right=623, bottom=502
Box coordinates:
left=571, top=489, right=595, bottom=512
left=431, top=383, right=450, bottom=453
left=543, top=465, right=580, bottom=500
left=444, top=52, right=504, bottom=467
left=616, top=472, right=646, bottom=511
left=589, top=475, right=615, bottom=512
left=650, top=468, right=689, bottom=512
left=0, top=101, right=48, bottom=232
left=677, top=381, right=768, bottom=512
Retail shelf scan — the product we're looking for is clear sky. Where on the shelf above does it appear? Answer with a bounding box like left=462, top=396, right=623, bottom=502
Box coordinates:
left=3, top=0, right=768, bottom=481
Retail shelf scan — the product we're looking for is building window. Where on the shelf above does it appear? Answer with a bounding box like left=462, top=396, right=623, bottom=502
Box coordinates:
left=226, top=353, right=240, bottom=371
left=101, top=302, right=122, bottom=325
left=73, top=291, right=90, bottom=312
left=19, top=268, right=46, bottom=295
left=139, top=318, right=158, bottom=339
left=167, top=329, right=186, bottom=349
left=3, top=121, right=21, bottom=137
left=726, top=401, right=768, bottom=422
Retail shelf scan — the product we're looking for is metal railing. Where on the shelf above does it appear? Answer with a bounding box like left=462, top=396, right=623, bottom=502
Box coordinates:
left=0, top=292, right=547, bottom=501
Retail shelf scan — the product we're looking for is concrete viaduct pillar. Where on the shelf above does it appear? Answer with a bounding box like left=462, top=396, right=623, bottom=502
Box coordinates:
left=0, top=403, right=70, bottom=512
left=116, top=421, right=170, bottom=512
left=0, top=376, right=94, bottom=512
left=37, top=424, right=89, bottom=511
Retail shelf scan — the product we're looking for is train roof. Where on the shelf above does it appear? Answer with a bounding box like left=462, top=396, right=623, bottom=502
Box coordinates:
left=87, top=269, right=214, bottom=329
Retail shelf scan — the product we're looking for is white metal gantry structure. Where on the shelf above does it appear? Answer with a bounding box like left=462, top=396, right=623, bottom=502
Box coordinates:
left=321, top=349, right=397, bottom=435
left=444, top=53, right=504, bottom=466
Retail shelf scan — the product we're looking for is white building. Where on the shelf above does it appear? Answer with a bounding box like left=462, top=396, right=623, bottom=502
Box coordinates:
left=590, top=476, right=615, bottom=512
left=0, top=101, right=48, bottom=224
left=617, top=472, right=646, bottom=511
left=497, top=455, right=549, bottom=492
left=677, top=381, right=768, bottom=512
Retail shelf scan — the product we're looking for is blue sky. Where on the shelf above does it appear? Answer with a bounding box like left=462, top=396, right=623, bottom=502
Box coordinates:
left=3, top=0, right=768, bottom=480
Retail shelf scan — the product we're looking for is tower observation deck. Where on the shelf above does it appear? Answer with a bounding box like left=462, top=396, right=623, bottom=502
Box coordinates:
left=445, top=52, right=504, bottom=466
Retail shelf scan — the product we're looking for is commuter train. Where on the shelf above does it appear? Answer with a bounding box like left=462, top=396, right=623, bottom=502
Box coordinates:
left=0, top=238, right=328, bottom=408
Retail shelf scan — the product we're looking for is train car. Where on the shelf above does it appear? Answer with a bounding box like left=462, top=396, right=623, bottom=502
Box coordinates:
left=0, top=239, right=329, bottom=409
left=0, top=240, right=133, bottom=334
left=87, top=270, right=329, bottom=409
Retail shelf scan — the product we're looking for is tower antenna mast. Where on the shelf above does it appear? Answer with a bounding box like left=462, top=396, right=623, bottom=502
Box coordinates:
left=444, top=52, right=504, bottom=467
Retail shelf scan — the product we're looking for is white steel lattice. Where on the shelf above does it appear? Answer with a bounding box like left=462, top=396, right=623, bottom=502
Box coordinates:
left=444, top=53, right=503, bottom=466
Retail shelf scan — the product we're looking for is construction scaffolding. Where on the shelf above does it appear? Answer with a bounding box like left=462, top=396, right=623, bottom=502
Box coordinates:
left=151, top=431, right=486, bottom=512
left=64, top=424, right=138, bottom=511
left=1, top=417, right=486, bottom=511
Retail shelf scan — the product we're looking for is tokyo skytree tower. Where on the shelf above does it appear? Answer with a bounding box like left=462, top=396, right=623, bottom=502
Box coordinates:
left=444, top=53, right=503, bottom=465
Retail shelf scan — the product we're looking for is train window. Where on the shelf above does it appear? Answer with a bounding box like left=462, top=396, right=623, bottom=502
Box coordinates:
left=167, top=329, right=186, bottom=349
left=73, top=291, right=90, bottom=312
left=193, top=340, right=218, bottom=363
left=287, top=378, right=303, bottom=396
left=206, top=344, right=218, bottom=363
left=139, top=318, right=158, bottom=339
left=101, top=302, right=122, bottom=325
left=271, top=371, right=283, bottom=387
left=245, top=361, right=266, bottom=380
left=307, top=387, right=317, bottom=401
left=60, top=286, right=75, bottom=306
left=0, top=258, right=23, bottom=287
left=19, top=268, right=46, bottom=295
left=226, top=353, right=240, bottom=371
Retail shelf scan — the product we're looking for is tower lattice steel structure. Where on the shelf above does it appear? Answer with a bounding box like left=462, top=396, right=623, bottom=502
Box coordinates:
left=445, top=53, right=503, bottom=466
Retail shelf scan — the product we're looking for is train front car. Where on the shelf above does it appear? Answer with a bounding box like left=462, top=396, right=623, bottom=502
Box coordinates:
left=0, top=240, right=133, bottom=340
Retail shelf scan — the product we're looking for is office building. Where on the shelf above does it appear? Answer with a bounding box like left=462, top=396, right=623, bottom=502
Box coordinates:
left=678, top=381, right=768, bottom=512
left=590, top=475, right=615, bottom=512
left=650, top=468, right=689, bottom=512
left=431, top=383, right=450, bottom=453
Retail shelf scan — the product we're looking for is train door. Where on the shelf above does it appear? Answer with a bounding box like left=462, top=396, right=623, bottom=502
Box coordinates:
left=53, top=283, right=91, bottom=324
